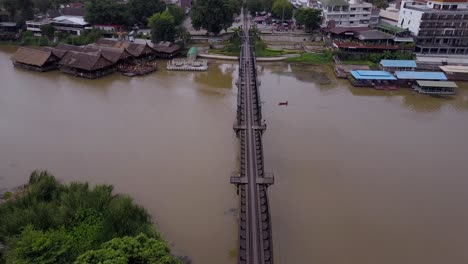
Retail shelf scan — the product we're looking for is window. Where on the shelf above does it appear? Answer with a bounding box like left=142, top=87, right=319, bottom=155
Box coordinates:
left=350, top=14, right=355, bottom=17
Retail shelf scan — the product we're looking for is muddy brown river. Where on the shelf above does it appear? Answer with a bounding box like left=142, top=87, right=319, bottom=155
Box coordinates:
left=1, top=46, right=468, bottom=264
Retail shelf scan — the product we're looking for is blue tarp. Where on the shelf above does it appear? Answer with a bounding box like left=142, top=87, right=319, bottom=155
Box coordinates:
left=394, top=71, right=447, bottom=80
left=350, top=70, right=397, bottom=80
left=380, top=60, right=417, bottom=68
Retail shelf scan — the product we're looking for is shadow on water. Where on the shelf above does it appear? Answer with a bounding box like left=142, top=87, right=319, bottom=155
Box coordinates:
left=193, top=62, right=236, bottom=89
left=261, top=62, right=333, bottom=86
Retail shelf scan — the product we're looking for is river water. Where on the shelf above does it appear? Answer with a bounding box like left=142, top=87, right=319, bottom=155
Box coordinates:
left=1, top=46, right=468, bottom=264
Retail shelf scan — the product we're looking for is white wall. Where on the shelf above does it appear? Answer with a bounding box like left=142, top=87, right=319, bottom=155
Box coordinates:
left=398, top=4, right=423, bottom=35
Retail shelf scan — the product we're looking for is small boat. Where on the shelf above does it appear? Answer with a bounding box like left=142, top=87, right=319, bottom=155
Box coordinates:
left=278, top=101, right=288, bottom=106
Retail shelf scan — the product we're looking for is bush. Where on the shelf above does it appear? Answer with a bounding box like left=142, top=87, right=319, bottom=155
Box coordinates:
left=1, top=192, right=12, bottom=201
left=0, top=171, right=177, bottom=264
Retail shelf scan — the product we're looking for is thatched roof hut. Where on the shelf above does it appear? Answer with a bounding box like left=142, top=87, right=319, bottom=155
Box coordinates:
left=153, top=42, right=181, bottom=59
left=58, top=51, right=116, bottom=79
left=95, top=39, right=155, bottom=60
left=11, top=47, right=59, bottom=71
left=54, top=43, right=132, bottom=63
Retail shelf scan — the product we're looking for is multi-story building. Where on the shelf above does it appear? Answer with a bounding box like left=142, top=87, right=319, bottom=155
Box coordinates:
left=398, top=0, right=468, bottom=54
left=321, top=0, right=379, bottom=28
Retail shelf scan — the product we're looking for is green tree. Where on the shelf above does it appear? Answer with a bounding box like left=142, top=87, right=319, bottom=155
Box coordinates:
left=262, top=0, right=274, bottom=11
left=40, top=24, right=55, bottom=39
left=8, top=226, right=73, bottom=264
left=149, top=10, right=176, bottom=43
left=246, top=0, right=264, bottom=16
left=272, top=0, right=293, bottom=20
left=368, top=0, right=388, bottom=9
left=1, top=0, right=17, bottom=20
left=190, top=0, right=235, bottom=35
left=167, top=4, right=185, bottom=26
left=75, top=233, right=180, bottom=264
left=294, top=8, right=322, bottom=32
left=33, top=0, right=52, bottom=13
left=227, top=0, right=242, bottom=16
left=85, top=0, right=129, bottom=25
left=128, top=0, right=166, bottom=27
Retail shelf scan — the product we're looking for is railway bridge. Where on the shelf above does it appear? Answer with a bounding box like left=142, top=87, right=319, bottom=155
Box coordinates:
left=230, top=18, right=275, bottom=264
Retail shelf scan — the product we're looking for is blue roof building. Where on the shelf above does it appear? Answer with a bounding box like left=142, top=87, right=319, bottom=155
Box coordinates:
left=394, top=71, right=447, bottom=80
left=380, top=60, right=417, bottom=68
left=350, top=70, right=397, bottom=80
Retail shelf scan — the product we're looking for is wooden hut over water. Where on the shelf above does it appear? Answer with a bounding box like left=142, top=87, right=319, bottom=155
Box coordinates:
left=11, top=47, right=60, bottom=72
left=152, top=41, right=181, bottom=59
left=95, top=39, right=156, bottom=62
left=58, top=51, right=115, bottom=79
left=54, top=43, right=132, bottom=64
left=41, top=47, right=69, bottom=59
left=413, top=80, right=457, bottom=95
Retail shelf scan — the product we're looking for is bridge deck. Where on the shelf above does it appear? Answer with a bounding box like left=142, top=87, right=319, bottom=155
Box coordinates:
left=231, top=12, right=274, bottom=264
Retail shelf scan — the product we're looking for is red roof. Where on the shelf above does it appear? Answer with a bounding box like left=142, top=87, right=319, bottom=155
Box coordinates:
left=334, top=42, right=413, bottom=50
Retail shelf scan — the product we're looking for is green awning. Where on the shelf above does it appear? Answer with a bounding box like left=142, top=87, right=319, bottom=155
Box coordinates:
left=377, top=22, right=408, bottom=34
left=188, top=47, right=198, bottom=56
left=416, top=80, right=458, bottom=88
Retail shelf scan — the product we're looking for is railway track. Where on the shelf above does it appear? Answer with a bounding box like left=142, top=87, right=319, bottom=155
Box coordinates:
left=231, top=12, right=274, bottom=264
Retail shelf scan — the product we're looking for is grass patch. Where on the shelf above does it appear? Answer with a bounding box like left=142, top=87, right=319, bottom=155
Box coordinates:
left=285, top=52, right=333, bottom=64
left=341, top=60, right=378, bottom=68
left=209, top=49, right=239, bottom=56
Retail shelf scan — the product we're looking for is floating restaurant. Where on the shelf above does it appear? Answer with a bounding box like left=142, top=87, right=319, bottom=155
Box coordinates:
left=413, top=80, right=457, bottom=95
left=394, top=71, right=447, bottom=87
left=95, top=39, right=157, bottom=62
left=58, top=51, right=116, bottom=79
left=439, top=66, right=468, bottom=81
left=349, top=70, right=397, bottom=87
left=11, top=47, right=60, bottom=72
left=380, top=60, right=417, bottom=72
left=152, top=41, right=181, bottom=59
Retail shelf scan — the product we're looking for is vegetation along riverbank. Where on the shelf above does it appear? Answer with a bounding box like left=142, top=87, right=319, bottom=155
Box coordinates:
left=0, top=171, right=183, bottom=264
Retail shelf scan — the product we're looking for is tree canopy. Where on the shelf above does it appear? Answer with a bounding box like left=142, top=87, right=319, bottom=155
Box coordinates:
left=167, top=5, right=185, bottom=26
left=0, top=171, right=179, bottom=264
left=271, top=0, right=293, bottom=20
left=149, top=10, right=176, bottom=43
left=246, top=0, right=264, bottom=16
left=294, top=8, right=322, bottom=32
left=190, top=0, right=235, bottom=35
left=75, top=234, right=177, bottom=264
left=84, top=0, right=129, bottom=26
left=127, top=0, right=166, bottom=27
left=1, top=0, right=33, bottom=23
left=368, top=0, right=389, bottom=9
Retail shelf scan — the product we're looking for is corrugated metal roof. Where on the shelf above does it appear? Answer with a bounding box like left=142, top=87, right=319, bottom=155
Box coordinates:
left=395, top=71, right=447, bottom=80
left=416, top=80, right=458, bottom=88
left=380, top=60, right=417, bottom=68
left=350, top=70, right=397, bottom=80
left=439, top=65, right=468, bottom=73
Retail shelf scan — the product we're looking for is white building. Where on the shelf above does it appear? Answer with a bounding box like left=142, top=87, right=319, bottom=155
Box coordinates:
left=398, top=0, right=468, bottom=54
left=321, top=0, right=379, bottom=28
left=51, top=16, right=90, bottom=36
left=26, top=19, right=52, bottom=36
